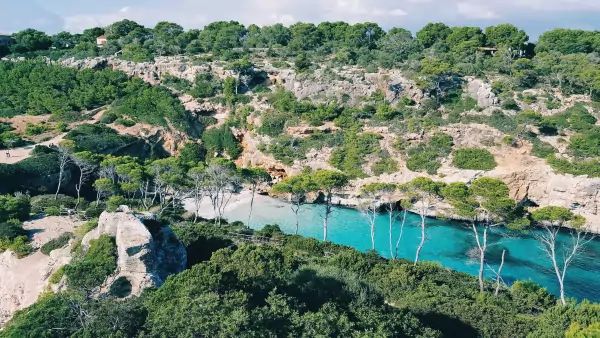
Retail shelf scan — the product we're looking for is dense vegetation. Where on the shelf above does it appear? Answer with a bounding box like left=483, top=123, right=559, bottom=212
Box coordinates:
left=0, top=61, right=196, bottom=133
left=1, top=19, right=599, bottom=337
left=2, top=221, right=598, bottom=337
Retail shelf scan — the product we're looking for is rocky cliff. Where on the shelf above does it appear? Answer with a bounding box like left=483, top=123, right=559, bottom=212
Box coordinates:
left=82, top=207, right=187, bottom=296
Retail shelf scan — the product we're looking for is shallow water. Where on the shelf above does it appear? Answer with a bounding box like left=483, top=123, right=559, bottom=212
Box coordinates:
left=220, top=195, right=600, bottom=302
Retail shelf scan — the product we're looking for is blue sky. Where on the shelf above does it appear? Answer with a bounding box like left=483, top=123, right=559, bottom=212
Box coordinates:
left=1, top=0, right=599, bottom=39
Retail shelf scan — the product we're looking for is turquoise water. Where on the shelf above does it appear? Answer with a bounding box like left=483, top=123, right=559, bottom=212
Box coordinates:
left=220, top=196, right=600, bottom=302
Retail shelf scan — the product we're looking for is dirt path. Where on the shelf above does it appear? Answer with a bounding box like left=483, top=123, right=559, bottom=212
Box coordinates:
left=0, top=109, right=105, bottom=165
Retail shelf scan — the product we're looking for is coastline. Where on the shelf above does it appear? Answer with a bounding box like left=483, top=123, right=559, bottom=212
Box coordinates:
left=183, top=189, right=600, bottom=235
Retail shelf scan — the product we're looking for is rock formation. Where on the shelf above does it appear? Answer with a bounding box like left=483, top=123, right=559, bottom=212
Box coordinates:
left=466, top=77, right=498, bottom=108
left=82, top=207, right=187, bottom=296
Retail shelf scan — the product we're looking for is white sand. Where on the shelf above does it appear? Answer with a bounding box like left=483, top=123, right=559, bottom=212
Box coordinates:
left=0, top=216, right=82, bottom=327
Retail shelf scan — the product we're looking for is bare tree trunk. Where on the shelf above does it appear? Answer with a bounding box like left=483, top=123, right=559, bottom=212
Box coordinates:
left=291, top=198, right=301, bottom=235
left=414, top=209, right=426, bottom=266
left=472, top=223, right=488, bottom=293
left=247, top=184, right=256, bottom=226
left=494, top=249, right=506, bottom=296
left=388, top=203, right=394, bottom=258
left=395, top=210, right=407, bottom=259
left=323, top=192, right=332, bottom=241
left=538, top=226, right=592, bottom=305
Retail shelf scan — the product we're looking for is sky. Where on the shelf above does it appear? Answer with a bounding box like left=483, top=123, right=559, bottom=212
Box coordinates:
left=1, top=0, right=599, bottom=39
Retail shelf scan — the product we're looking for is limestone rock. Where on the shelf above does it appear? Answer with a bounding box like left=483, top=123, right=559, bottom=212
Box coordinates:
left=82, top=208, right=186, bottom=296
left=466, top=77, right=498, bottom=108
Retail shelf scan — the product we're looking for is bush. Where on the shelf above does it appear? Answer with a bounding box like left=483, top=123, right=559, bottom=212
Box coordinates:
left=371, top=157, right=398, bottom=175
left=330, top=132, right=381, bottom=177
left=48, top=266, right=65, bottom=284
left=0, top=217, right=24, bottom=237
left=452, top=148, right=497, bottom=170
left=201, top=125, right=242, bottom=159
left=568, top=128, right=600, bottom=158
left=0, top=194, right=30, bottom=222
left=31, top=194, right=76, bottom=214
left=64, top=234, right=117, bottom=290
left=501, top=98, right=520, bottom=110
left=0, top=235, right=33, bottom=257
left=405, top=132, right=453, bottom=174
left=107, top=195, right=127, bottom=212
left=257, top=110, right=290, bottom=137
left=40, top=232, right=73, bottom=255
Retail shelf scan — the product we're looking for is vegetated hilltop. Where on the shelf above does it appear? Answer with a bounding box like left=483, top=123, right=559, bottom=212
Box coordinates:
left=0, top=19, right=599, bottom=337
left=1, top=220, right=598, bottom=337
left=5, top=19, right=595, bottom=231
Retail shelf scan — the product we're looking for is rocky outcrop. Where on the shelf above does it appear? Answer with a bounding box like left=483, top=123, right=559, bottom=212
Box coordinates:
left=267, top=66, right=423, bottom=105
left=59, top=56, right=216, bottom=85
left=466, top=77, right=498, bottom=108
left=82, top=207, right=186, bottom=296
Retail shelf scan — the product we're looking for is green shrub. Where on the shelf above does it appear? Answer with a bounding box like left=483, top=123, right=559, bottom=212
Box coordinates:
left=24, top=123, right=49, bottom=136
left=329, top=132, right=381, bottom=177
left=547, top=155, right=600, bottom=177
left=40, top=232, right=73, bottom=255
left=99, top=111, right=118, bottom=124
left=0, top=219, right=27, bottom=240
left=107, top=195, right=127, bottom=212
left=371, top=157, right=398, bottom=175
left=48, top=266, right=65, bottom=284
left=568, top=128, right=600, bottom=158
left=2, top=236, right=33, bottom=257
left=115, top=117, right=136, bottom=127
left=501, top=98, right=520, bottom=110
left=257, top=110, right=291, bottom=137
left=31, top=194, right=76, bottom=214
left=405, top=132, right=453, bottom=174
left=0, top=194, right=30, bottom=222
left=452, top=148, right=497, bottom=170
left=201, top=125, right=242, bottom=159
left=64, top=234, right=117, bottom=290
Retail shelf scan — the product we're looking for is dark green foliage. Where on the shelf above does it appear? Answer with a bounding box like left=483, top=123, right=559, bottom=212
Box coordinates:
left=0, top=194, right=30, bottom=222
left=0, top=151, right=62, bottom=194
left=31, top=195, right=76, bottom=215
left=329, top=132, right=381, bottom=177
left=65, top=124, right=166, bottom=158
left=452, top=148, right=497, bottom=170
left=40, top=232, right=73, bottom=255
left=64, top=234, right=117, bottom=290
left=178, top=142, right=206, bottom=165
left=190, top=73, right=221, bottom=98
left=406, top=133, right=453, bottom=174
left=3, top=223, right=598, bottom=338
left=264, top=132, right=344, bottom=165
left=0, top=61, right=127, bottom=118
left=201, top=125, right=242, bottom=159
left=547, top=156, right=600, bottom=177
left=371, top=157, right=398, bottom=175
left=257, top=110, right=291, bottom=136
left=568, top=127, right=600, bottom=158
left=114, top=79, right=194, bottom=133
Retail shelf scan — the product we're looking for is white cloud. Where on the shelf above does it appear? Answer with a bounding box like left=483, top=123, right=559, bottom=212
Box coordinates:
left=456, top=2, right=498, bottom=19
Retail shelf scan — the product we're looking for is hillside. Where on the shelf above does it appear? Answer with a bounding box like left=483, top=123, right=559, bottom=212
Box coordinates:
left=0, top=20, right=599, bottom=337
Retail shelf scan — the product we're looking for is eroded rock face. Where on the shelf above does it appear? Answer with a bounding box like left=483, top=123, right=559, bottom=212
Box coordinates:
left=466, top=77, right=498, bottom=108
left=82, top=207, right=187, bottom=296
left=268, top=66, right=423, bottom=105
